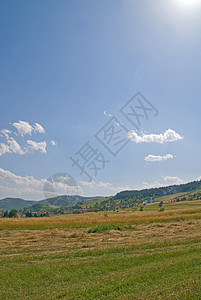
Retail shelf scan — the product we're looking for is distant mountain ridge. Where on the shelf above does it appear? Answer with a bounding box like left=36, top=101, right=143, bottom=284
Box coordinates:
left=1, top=179, right=201, bottom=211
left=0, top=195, right=104, bottom=211
left=0, top=198, right=36, bottom=211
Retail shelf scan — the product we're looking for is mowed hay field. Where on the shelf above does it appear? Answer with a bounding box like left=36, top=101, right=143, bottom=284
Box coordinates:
left=0, top=201, right=201, bottom=299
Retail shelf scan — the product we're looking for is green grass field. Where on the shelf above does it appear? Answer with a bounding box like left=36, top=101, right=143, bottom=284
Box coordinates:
left=0, top=200, right=201, bottom=299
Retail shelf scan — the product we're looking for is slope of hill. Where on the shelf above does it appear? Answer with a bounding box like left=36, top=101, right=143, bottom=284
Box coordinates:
left=0, top=198, right=36, bottom=211
left=1, top=180, right=201, bottom=211
left=114, top=180, right=201, bottom=201
left=76, top=180, right=201, bottom=210
left=39, top=195, right=103, bottom=207
left=0, top=195, right=104, bottom=211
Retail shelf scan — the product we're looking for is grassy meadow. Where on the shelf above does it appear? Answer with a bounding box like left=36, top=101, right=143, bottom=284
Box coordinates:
left=0, top=200, right=201, bottom=299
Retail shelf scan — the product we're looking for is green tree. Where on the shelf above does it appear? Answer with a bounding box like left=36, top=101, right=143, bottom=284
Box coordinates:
left=26, top=212, right=32, bottom=218
left=8, top=209, right=18, bottom=218
left=3, top=210, right=8, bottom=217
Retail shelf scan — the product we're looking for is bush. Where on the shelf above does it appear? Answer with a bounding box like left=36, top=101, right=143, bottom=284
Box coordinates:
left=88, top=223, right=132, bottom=233
left=8, top=209, right=18, bottom=218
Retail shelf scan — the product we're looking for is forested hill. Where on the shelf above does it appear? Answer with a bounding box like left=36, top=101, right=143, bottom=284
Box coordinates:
left=0, top=195, right=104, bottom=211
left=114, top=180, right=201, bottom=201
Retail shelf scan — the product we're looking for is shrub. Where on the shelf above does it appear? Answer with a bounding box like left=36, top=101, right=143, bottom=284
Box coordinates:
left=88, top=223, right=132, bottom=233
left=8, top=209, right=18, bottom=218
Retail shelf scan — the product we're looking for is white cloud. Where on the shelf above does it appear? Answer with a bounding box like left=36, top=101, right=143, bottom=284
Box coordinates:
left=12, top=121, right=45, bottom=136
left=0, top=129, right=24, bottom=156
left=104, top=111, right=112, bottom=117
left=13, top=121, right=34, bottom=136
left=96, top=181, right=112, bottom=188
left=163, top=176, right=184, bottom=185
left=56, top=176, right=72, bottom=183
left=143, top=176, right=184, bottom=189
left=80, top=180, right=95, bottom=187
left=144, top=154, right=174, bottom=162
left=26, top=140, right=47, bottom=154
left=0, top=168, right=44, bottom=190
left=128, top=129, right=183, bottom=144
left=142, top=181, right=163, bottom=189
left=0, top=137, right=47, bottom=157
left=7, top=137, right=25, bottom=155
left=0, top=185, right=45, bottom=198
left=80, top=180, right=130, bottom=195
left=34, top=123, right=45, bottom=134
left=0, top=137, right=24, bottom=157
left=0, top=168, right=82, bottom=200
left=0, top=121, right=50, bottom=157
left=0, top=143, right=11, bottom=157
left=1, top=129, right=11, bottom=139
left=80, top=181, right=111, bottom=188
left=50, top=140, right=57, bottom=146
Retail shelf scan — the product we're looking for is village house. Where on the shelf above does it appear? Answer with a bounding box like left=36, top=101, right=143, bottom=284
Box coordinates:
left=47, top=211, right=54, bottom=216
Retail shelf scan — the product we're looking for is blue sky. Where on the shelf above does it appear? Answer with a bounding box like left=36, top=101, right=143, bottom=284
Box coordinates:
left=0, top=0, right=201, bottom=200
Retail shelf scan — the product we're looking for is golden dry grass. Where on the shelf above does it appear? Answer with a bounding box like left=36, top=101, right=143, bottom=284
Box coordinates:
left=156, top=192, right=188, bottom=202
left=1, top=202, right=201, bottom=299
left=1, top=200, right=201, bottom=258
left=1, top=218, right=201, bottom=259
left=1, top=205, right=201, bottom=230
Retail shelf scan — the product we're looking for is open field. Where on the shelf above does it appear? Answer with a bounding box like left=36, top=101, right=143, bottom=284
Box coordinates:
left=0, top=201, right=201, bottom=299
left=1, top=200, right=201, bottom=230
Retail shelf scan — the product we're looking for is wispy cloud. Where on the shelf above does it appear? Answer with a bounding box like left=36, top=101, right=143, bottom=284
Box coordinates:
left=142, top=175, right=184, bottom=189
left=1, top=129, right=11, bottom=139
left=103, top=111, right=112, bottom=117
left=163, top=176, right=184, bottom=185
left=80, top=180, right=130, bottom=194
left=144, top=154, right=174, bottom=162
left=50, top=140, right=57, bottom=146
left=142, top=181, right=163, bottom=189
left=128, top=129, right=183, bottom=144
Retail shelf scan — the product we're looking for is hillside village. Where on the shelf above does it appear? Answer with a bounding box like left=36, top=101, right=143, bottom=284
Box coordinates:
left=1, top=184, right=201, bottom=218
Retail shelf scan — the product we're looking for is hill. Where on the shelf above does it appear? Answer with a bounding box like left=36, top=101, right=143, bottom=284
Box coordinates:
left=76, top=180, right=201, bottom=210
left=0, top=198, right=36, bottom=211
left=1, top=180, right=201, bottom=212
left=0, top=195, right=104, bottom=211
left=114, top=180, right=201, bottom=201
